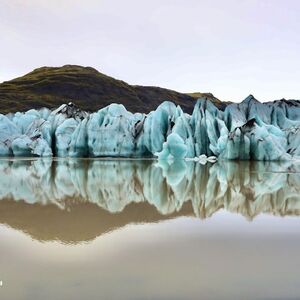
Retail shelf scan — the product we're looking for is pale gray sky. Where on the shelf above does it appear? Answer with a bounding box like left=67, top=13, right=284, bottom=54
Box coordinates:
left=1, top=0, right=300, bottom=102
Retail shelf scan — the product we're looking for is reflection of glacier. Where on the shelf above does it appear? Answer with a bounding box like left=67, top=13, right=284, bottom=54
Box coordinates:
left=0, top=158, right=300, bottom=220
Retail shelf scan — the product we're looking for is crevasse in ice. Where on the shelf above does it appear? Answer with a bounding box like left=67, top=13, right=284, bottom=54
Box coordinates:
left=0, top=96, right=300, bottom=160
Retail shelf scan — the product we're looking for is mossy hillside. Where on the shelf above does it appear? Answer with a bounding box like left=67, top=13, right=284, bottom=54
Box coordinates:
left=0, top=65, right=223, bottom=113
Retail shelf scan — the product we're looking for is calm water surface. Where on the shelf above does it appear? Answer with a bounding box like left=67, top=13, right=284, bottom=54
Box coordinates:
left=0, top=159, right=300, bottom=300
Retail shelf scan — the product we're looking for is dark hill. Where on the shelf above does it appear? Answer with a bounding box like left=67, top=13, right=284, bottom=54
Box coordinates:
left=0, top=65, right=223, bottom=113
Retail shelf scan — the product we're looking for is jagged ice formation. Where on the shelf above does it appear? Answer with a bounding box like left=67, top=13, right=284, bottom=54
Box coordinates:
left=0, top=96, right=300, bottom=160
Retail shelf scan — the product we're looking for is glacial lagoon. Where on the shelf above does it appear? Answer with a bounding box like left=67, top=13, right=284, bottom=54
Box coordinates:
left=0, top=158, right=300, bottom=299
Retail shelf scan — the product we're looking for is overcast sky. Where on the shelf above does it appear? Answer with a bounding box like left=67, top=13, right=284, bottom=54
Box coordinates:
left=1, top=0, right=299, bottom=102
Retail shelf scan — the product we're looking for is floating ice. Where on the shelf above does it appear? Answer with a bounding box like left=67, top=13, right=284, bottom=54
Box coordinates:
left=185, top=154, right=217, bottom=164
left=0, top=95, right=299, bottom=160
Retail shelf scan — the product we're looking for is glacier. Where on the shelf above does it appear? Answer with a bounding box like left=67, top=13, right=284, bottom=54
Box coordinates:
left=1, top=96, right=300, bottom=160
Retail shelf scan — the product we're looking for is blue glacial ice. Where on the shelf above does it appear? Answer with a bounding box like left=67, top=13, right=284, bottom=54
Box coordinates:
left=0, top=96, right=300, bottom=160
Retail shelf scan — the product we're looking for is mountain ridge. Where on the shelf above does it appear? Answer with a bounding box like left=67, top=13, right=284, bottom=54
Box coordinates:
left=0, top=65, right=224, bottom=113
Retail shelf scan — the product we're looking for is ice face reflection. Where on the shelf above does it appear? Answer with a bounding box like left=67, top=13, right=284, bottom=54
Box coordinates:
left=1, top=159, right=300, bottom=300
left=0, top=158, right=299, bottom=243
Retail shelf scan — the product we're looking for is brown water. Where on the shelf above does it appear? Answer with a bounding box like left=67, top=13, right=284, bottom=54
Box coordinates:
left=0, top=158, right=300, bottom=300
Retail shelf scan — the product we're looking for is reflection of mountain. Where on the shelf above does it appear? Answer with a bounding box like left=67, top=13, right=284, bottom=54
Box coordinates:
left=0, top=199, right=192, bottom=243
left=0, top=159, right=299, bottom=243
